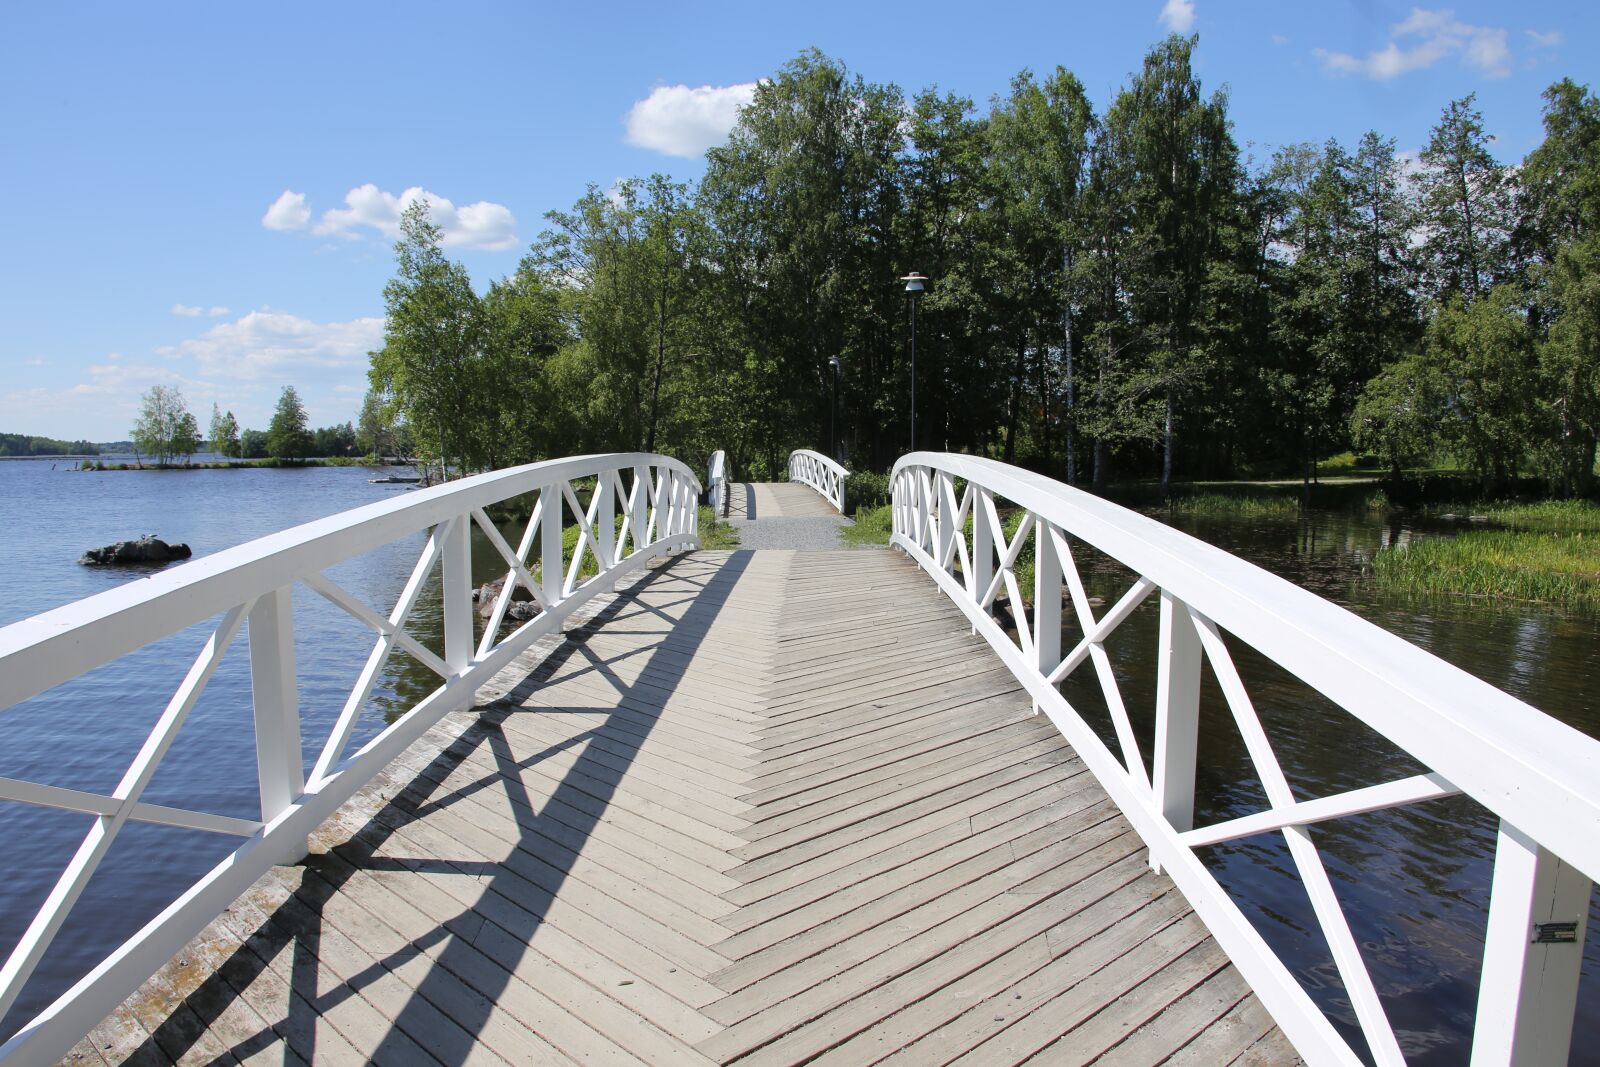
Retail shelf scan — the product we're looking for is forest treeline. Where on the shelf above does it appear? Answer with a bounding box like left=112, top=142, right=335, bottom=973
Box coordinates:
left=0, top=433, right=98, bottom=457
left=366, top=38, right=1600, bottom=496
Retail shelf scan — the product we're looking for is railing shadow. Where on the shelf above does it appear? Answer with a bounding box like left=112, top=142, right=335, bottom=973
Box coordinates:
left=127, top=550, right=751, bottom=1064
left=728, top=484, right=756, bottom=521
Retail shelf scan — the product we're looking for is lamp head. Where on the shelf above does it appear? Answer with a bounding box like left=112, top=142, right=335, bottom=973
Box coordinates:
left=899, top=272, right=928, bottom=294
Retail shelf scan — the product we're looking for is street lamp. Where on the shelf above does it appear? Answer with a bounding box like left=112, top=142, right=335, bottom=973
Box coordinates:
left=900, top=273, right=928, bottom=451
left=828, top=355, right=842, bottom=461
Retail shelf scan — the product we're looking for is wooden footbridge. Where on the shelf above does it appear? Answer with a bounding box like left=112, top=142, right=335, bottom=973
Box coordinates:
left=0, top=451, right=1594, bottom=1066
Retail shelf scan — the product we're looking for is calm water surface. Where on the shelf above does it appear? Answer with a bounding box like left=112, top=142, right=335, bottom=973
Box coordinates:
left=0, top=462, right=1594, bottom=1061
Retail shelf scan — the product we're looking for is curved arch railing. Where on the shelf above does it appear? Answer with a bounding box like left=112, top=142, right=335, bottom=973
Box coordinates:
left=890, top=452, right=1598, bottom=1067
left=0, top=453, right=701, bottom=1064
left=787, top=449, right=848, bottom=514
left=707, top=449, right=732, bottom=518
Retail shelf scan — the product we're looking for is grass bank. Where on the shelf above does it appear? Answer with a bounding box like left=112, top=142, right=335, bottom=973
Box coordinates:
left=1373, top=530, right=1600, bottom=607
left=840, top=504, right=893, bottom=546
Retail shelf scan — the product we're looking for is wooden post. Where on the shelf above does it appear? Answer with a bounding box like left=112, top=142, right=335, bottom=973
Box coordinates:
left=441, top=514, right=473, bottom=675
left=248, top=586, right=304, bottom=863
left=1471, top=821, right=1591, bottom=1066
left=542, top=484, right=564, bottom=608
left=1152, top=592, right=1202, bottom=871
left=1033, top=522, right=1062, bottom=716
left=596, top=470, right=616, bottom=570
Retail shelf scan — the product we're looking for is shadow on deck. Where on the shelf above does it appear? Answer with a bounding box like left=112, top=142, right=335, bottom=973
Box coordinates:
left=76, top=550, right=1296, bottom=1066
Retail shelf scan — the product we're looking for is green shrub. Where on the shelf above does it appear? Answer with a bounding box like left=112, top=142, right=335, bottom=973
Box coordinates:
left=845, top=469, right=891, bottom=514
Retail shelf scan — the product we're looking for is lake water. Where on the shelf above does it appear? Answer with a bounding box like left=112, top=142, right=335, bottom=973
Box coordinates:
left=0, top=459, right=1594, bottom=1062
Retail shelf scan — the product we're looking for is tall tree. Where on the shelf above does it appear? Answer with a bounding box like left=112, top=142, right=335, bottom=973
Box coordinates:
left=371, top=201, right=485, bottom=476
left=131, top=385, right=194, bottom=467
left=1413, top=95, right=1514, bottom=305
left=267, top=385, right=312, bottom=463
left=208, top=403, right=240, bottom=458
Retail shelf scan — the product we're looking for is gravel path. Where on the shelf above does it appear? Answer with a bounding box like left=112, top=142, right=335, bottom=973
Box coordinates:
left=727, top=515, right=864, bottom=551
left=718, top=481, right=885, bottom=550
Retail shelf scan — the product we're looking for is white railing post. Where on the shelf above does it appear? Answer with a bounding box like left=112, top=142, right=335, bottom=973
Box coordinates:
left=441, top=514, right=473, bottom=675
left=597, top=471, right=616, bottom=569
left=936, top=473, right=958, bottom=576
left=1471, top=821, right=1592, bottom=1066
left=541, top=483, right=563, bottom=609
left=971, top=488, right=994, bottom=604
left=1152, top=590, right=1202, bottom=871
left=629, top=464, right=649, bottom=552
left=248, top=586, right=304, bottom=864
left=1034, top=522, right=1062, bottom=716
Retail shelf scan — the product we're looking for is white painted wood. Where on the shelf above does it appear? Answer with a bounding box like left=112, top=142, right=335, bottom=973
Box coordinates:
left=1034, top=521, right=1062, bottom=717
left=786, top=449, right=849, bottom=513
left=0, top=451, right=701, bottom=1066
left=1471, top=821, right=1593, bottom=1066
left=440, top=513, right=474, bottom=675
left=1153, top=591, right=1202, bottom=837
left=885, top=451, right=1600, bottom=1065
left=0, top=603, right=249, bottom=1027
left=248, top=587, right=304, bottom=834
left=1182, top=773, right=1458, bottom=848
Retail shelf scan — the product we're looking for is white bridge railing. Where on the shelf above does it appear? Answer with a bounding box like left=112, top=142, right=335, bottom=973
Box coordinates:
left=0, top=453, right=701, bottom=1064
left=707, top=449, right=732, bottom=517
left=890, top=452, right=1598, bottom=1067
left=787, top=449, right=848, bottom=513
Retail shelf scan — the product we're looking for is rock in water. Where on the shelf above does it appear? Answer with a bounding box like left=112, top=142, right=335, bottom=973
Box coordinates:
left=80, top=536, right=193, bottom=566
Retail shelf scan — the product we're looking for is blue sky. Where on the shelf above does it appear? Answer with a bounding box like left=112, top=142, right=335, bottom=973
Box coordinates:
left=0, top=0, right=1590, bottom=441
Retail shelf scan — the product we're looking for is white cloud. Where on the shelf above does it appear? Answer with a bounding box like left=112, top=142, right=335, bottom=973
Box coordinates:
left=172, top=304, right=203, bottom=317
left=157, top=309, right=385, bottom=381
left=262, top=185, right=518, bottom=250
left=208, top=306, right=230, bottom=317
left=262, top=190, right=311, bottom=231
left=624, top=83, right=757, bottom=158
left=1159, top=0, right=1195, bottom=33
left=1271, top=34, right=1289, bottom=46
left=23, top=358, right=45, bottom=367
left=1315, top=8, right=1514, bottom=80
left=1526, top=29, right=1562, bottom=48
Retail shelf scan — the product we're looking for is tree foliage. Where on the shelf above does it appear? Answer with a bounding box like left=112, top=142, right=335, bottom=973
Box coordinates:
left=267, top=385, right=312, bottom=463
left=359, top=46, right=1600, bottom=500
left=131, top=385, right=198, bottom=466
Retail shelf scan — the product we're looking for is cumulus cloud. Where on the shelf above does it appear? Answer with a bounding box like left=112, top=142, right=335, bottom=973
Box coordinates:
left=208, top=306, right=229, bottom=317
left=1526, top=29, right=1562, bottom=48
left=156, top=309, right=385, bottom=381
left=260, top=185, right=518, bottom=250
left=172, top=304, right=203, bottom=317
left=1159, top=0, right=1195, bottom=33
left=624, top=83, right=758, bottom=158
left=262, top=190, right=311, bottom=231
left=1315, top=8, right=1514, bottom=80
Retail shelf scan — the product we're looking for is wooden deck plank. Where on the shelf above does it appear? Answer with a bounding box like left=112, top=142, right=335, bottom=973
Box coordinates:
left=86, top=534, right=1295, bottom=1066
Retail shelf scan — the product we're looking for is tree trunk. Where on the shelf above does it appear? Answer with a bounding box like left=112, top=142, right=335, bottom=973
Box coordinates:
left=1004, top=341, right=1024, bottom=464
left=1161, top=394, right=1174, bottom=500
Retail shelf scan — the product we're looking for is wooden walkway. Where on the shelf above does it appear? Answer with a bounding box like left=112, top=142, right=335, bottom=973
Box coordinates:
left=72, top=537, right=1298, bottom=1064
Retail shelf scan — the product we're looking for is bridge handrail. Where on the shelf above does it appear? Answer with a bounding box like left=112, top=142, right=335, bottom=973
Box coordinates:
left=707, top=449, right=732, bottom=518
left=786, top=449, right=848, bottom=513
left=891, top=452, right=1597, bottom=1067
left=0, top=452, right=701, bottom=1064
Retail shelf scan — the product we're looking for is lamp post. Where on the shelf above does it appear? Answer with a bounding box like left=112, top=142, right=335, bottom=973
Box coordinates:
left=828, top=355, right=842, bottom=461
left=900, top=273, right=927, bottom=451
